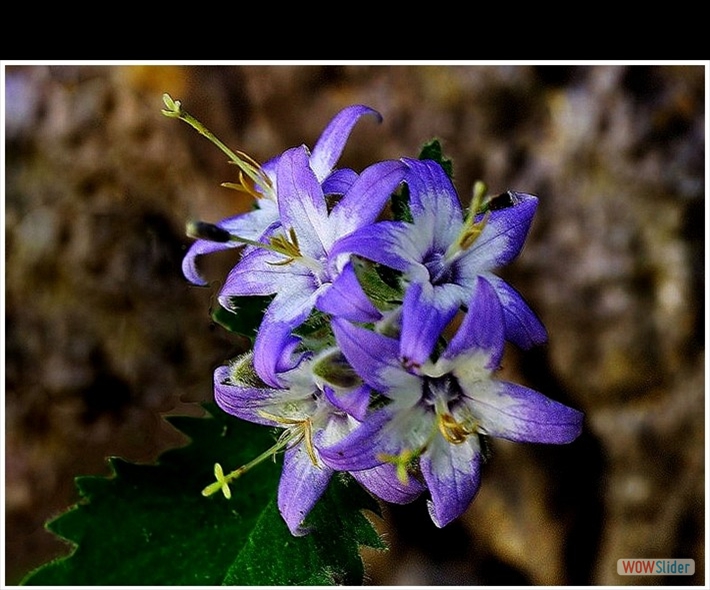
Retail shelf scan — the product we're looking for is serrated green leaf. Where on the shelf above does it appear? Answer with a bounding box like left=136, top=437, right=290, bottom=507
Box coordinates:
left=22, top=404, right=385, bottom=586
left=223, top=474, right=385, bottom=586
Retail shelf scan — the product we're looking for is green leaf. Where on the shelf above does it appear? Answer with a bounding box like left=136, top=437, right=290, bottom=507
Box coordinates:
left=224, top=474, right=384, bottom=585
left=212, top=295, right=273, bottom=340
left=418, top=138, right=454, bottom=178
left=22, top=404, right=385, bottom=586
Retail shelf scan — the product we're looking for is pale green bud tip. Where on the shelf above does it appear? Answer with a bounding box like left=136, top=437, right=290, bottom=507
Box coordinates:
left=161, top=93, right=182, bottom=118
left=471, top=180, right=488, bottom=213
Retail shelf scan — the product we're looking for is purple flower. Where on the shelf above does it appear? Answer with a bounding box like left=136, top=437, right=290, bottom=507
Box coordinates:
left=327, top=158, right=547, bottom=367
left=218, top=146, right=406, bottom=387
left=210, top=349, right=423, bottom=535
left=320, top=277, right=583, bottom=528
left=182, top=104, right=382, bottom=286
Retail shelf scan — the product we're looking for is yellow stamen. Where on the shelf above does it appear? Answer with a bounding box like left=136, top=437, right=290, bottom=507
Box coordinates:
left=458, top=212, right=490, bottom=250
left=257, top=410, right=320, bottom=467
left=437, top=412, right=478, bottom=445
left=186, top=220, right=315, bottom=269
left=267, top=227, right=303, bottom=265
left=446, top=180, right=491, bottom=257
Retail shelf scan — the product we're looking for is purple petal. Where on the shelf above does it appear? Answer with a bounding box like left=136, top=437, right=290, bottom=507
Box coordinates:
left=219, top=200, right=279, bottom=240
left=182, top=204, right=278, bottom=285
left=309, top=105, right=382, bottom=182
left=278, top=443, right=334, bottom=536
left=420, top=436, right=482, bottom=528
left=458, top=192, right=538, bottom=272
left=181, top=204, right=280, bottom=286
left=402, top=158, right=464, bottom=243
left=442, top=276, right=505, bottom=367
left=464, top=381, right=584, bottom=444
left=330, top=318, right=413, bottom=393
left=213, top=364, right=288, bottom=426
left=320, top=402, right=431, bottom=472
left=328, top=160, right=407, bottom=237
left=321, top=168, right=358, bottom=195
left=182, top=239, right=239, bottom=286
left=484, top=274, right=548, bottom=349
left=350, top=462, right=426, bottom=504
left=316, top=261, right=382, bottom=323
left=329, top=220, right=423, bottom=274
left=248, top=280, right=326, bottom=387
left=400, top=281, right=465, bottom=367
left=323, top=383, right=371, bottom=421
left=219, top=247, right=316, bottom=300
left=318, top=407, right=396, bottom=471
left=253, top=316, right=309, bottom=388
left=276, top=146, right=329, bottom=258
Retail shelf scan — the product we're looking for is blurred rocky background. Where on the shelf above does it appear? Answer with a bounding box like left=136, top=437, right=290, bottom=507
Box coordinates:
left=4, top=64, right=705, bottom=585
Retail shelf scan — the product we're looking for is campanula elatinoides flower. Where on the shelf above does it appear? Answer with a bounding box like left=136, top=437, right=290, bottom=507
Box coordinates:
left=327, top=158, right=547, bottom=368
left=178, top=102, right=383, bottom=286
left=209, top=348, right=423, bottom=535
left=217, top=146, right=406, bottom=387
left=320, top=277, right=583, bottom=528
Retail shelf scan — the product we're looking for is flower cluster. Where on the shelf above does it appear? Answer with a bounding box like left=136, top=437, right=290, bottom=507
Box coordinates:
left=165, top=96, right=583, bottom=536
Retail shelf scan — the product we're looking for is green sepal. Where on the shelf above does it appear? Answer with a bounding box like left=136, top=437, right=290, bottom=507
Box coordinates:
left=294, top=308, right=335, bottom=352
left=311, top=348, right=362, bottom=389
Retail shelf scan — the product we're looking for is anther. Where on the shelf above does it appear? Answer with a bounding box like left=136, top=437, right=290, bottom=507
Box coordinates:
left=437, top=413, right=477, bottom=445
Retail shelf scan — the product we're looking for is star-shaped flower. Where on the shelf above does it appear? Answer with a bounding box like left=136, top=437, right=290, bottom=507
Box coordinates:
left=218, top=145, right=406, bottom=387
left=211, top=349, right=423, bottom=535
left=181, top=104, right=382, bottom=286
left=327, top=158, right=547, bottom=368
left=320, top=277, right=583, bottom=527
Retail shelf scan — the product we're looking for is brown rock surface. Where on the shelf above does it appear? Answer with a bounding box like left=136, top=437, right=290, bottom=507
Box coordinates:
left=5, top=63, right=705, bottom=585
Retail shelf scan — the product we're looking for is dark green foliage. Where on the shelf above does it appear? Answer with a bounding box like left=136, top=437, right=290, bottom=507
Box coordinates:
left=22, top=405, right=385, bottom=586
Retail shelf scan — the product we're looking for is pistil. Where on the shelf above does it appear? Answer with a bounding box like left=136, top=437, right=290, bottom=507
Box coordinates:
left=201, top=414, right=318, bottom=499
left=186, top=221, right=322, bottom=271
left=445, top=180, right=491, bottom=260
left=162, top=93, right=274, bottom=200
